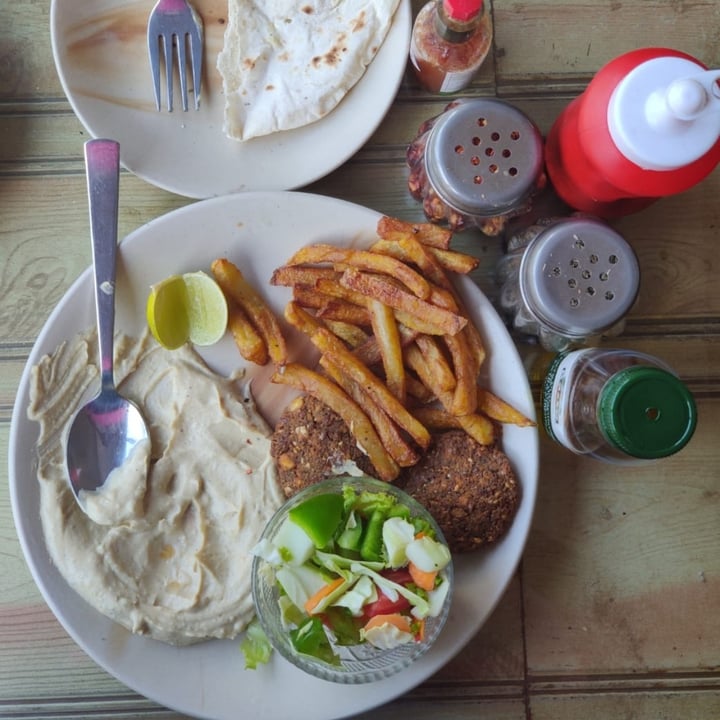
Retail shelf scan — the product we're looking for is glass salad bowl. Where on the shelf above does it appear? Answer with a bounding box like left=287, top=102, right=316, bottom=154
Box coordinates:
left=251, top=475, right=454, bottom=684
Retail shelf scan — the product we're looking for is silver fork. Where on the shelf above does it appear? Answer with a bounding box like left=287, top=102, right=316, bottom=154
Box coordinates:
left=147, top=0, right=204, bottom=112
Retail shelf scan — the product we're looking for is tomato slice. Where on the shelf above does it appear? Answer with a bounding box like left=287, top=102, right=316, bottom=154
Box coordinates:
left=380, top=568, right=413, bottom=585
left=363, top=589, right=411, bottom=619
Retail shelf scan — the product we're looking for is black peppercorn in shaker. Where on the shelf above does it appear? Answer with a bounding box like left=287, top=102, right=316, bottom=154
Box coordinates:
left=406, top=99, right=545, bottom=233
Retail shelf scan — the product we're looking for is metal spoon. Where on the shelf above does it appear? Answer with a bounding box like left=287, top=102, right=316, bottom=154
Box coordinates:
left=65, top=139, right=149, bottom=507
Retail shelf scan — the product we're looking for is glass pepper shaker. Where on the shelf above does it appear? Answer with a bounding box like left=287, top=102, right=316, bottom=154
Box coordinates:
left=496, top=216, right=640, bottom=351
left=406, top=98, right=545, bottom=234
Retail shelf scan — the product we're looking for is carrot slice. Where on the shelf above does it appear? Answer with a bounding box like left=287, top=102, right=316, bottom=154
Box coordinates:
left=304, top=577, right=346, bottom=615
left=408, top=561, right=437, bottom=591
left=363, top=613, right=412, bottom=634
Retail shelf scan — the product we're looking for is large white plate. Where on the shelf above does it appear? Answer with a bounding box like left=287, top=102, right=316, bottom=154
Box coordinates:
left=50, top=1, right=411, bottom=198
left=9, top=192, right=538, bottom=720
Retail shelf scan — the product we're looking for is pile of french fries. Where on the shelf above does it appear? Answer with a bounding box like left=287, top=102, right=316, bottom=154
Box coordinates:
left=212, top=217, right=534, bottom=482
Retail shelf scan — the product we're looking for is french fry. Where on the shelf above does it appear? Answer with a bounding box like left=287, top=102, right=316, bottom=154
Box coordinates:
left=291, top=284, right=329, bottom=310
left=373, top=235, right=446, bottom=286
left=310, top=327, right=431, bottom=450
left=478, top=387, right=536, bottom=427
left=227, top=305, right=268, bottom=365
left=368, top=299, right=406, bottom=402
left=454, top=412, right=496, bottom=445
left=324, top=320, right=370, bottom=349
left=376, top=216, right=452, bottom=250
left=284, top=244, right=431, bottom=299
left=270, top=363, right=399, bottom=481
left=404, top=343, right=450, bottom=403
left=315, top=300, right=372, bottom=326
left=370, top=238, right=479, bottom=277
left=414, top=335, right=456, bottom=392
left=320, top=356, right=419, bottom=468
left=284, top=301, right=324, bottom=337
left=211, top=258, right=288, bottom=365
left=315, top=277, right=371, bottom=309
left=461, top=321, right=487, bottom=372
left=444, top=331, right=478, bottom=416
left=414, top=402, right=496, bottom=447
left=340, top=269, right=467, bottom=336
left=405, top=373, right=437, bottom=404
left=427, top=246, right=480, bottom=275
left=353, top=323, right=418, bottom=366
left=411, top=406, right=463, bottom=430
left=270, top=265, right=340, bottom=287
left=392, top=310, right=458, bottom=337
left=294, top=280, right=372, bottom=326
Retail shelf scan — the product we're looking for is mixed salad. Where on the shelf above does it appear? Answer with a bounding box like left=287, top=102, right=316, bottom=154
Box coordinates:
left=248, top=481, right=452, bottom=667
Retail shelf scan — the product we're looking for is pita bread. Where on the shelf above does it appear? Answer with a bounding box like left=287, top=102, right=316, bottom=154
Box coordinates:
left=217, top=0, right=401, bottom=142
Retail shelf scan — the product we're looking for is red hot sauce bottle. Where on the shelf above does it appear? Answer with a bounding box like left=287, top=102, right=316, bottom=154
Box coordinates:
left=410, top=0, right=493, bottom=94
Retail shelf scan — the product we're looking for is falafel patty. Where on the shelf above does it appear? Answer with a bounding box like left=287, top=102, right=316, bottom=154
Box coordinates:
left=270, top=394, right=377, bottom=497
left=399, top=430, right=520, bottom=553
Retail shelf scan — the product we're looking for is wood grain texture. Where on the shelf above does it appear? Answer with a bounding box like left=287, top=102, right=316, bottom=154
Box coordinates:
left=2, top=0, right=720, bottom=718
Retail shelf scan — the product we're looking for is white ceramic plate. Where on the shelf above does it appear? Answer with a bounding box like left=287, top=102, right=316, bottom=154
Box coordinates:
left=9, top=192, right=538, bottom=720
left=50, top=1, right=411, bottom=198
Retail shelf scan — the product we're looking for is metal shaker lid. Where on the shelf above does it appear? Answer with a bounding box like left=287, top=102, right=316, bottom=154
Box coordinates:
left=424, top=99, right=544, bottom=217
left=519, top=218, right=640, bottom=337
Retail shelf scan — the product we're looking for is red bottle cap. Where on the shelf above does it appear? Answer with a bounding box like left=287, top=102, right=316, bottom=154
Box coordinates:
left=443, top=0, right=483, bottom=22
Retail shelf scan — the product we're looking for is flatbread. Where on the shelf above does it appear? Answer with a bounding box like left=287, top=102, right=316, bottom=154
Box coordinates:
left=217, top=0, right=401, bottom=142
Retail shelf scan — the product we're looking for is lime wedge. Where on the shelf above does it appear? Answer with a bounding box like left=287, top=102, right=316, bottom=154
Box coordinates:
left=183, top=271, right=229, bottom=346
left=288, top=493, right=345, bottom=548
left=146, top=271, right=228, bottom=350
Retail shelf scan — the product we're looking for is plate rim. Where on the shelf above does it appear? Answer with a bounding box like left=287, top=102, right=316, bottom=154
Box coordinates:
left=9, top=190, right=539, bottom=720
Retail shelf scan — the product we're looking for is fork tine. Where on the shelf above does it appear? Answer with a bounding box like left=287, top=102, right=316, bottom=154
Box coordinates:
left=162, top=33, right=174, bottom=112
left=188, top=25, right=202, bottom=110
left=148, top=34, right=162, bottom=111
left=176, top=34, right=189, bottom=112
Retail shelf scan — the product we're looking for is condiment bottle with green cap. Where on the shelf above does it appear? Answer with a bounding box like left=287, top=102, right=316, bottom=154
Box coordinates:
left=542, top=348, right=697, bottom=463
left=410, top=0, right=493, bottom=94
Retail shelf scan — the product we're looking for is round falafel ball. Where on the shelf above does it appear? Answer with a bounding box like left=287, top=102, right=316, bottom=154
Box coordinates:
left=399, top=430, right=520, bottom=553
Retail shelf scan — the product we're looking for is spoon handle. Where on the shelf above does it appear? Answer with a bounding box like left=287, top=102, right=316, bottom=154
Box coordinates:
left=85, top=139, right=121, bottom=392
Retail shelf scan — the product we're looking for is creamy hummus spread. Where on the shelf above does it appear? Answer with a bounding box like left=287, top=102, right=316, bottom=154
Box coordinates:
left=28, top=330, right=284, bottom=646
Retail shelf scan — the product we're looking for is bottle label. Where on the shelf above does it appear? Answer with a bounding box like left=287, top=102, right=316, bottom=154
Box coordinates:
left=438, top=67, right=480, bottom=94
left=541, top=349, right=593, bottom=450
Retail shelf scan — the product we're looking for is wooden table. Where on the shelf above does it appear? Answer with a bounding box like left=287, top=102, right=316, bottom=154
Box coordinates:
left=2, top=1, right=720, bottom=718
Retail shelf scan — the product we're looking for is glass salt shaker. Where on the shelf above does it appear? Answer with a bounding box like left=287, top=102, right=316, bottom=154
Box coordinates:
left=496, top=216, right=640, bottom=351
left=406, top=98, right=545, bottom=234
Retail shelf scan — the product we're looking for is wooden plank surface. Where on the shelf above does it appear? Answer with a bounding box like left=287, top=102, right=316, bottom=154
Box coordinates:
left=2, top=0, right=720, bottom=718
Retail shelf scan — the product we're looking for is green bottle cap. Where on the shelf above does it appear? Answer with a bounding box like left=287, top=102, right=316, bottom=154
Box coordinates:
left=598, top=366, right=697, bottom=459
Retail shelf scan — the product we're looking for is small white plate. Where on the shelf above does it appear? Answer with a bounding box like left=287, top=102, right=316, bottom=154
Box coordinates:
left=9, top=192, right=538, bottom=720
left=50, top=1, right=411, bottom=198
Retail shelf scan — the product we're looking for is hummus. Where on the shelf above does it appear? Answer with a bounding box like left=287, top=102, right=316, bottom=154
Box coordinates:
left=28, top=330, right=284, bottom=646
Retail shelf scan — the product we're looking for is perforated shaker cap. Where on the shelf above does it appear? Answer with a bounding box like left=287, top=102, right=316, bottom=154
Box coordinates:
left=518, top=218, right=640, bottom=337
left=424, top=99, right=544, bottom=218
